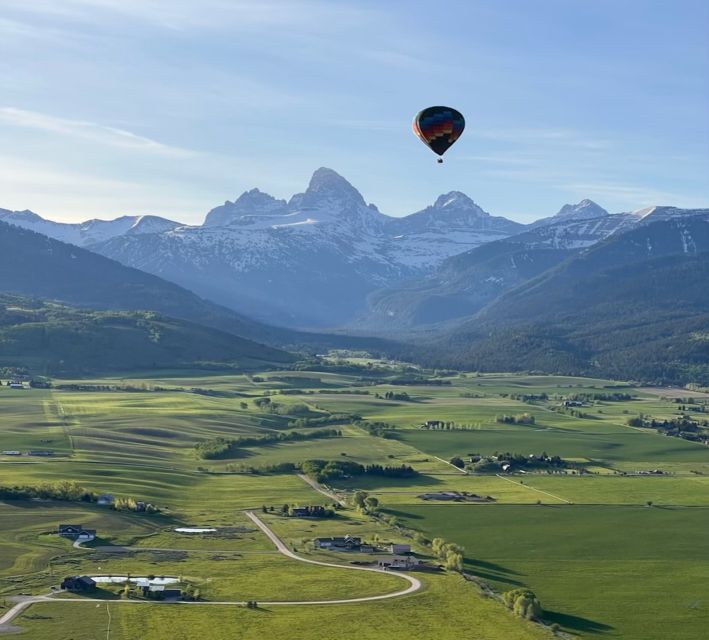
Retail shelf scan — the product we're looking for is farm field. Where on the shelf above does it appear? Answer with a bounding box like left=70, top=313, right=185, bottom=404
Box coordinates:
left=11, top=572, right=549, bottom=640
left=390, top=504, right=709, bottom=640
left=1, top=368, right=708, bottom=639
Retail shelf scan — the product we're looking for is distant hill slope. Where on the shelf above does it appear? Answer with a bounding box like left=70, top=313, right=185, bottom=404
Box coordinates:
left=358, top=213, right=638, bottom=331
left=0, top=220, right=402, bottom=355
left=0, top=294, right=294, bottom=374
left=437, top=214, right=709, bottom=384
left=0, top=219, right=275, bottom=338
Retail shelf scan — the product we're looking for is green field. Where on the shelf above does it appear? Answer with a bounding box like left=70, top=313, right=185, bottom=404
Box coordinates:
left=1, top=369, right=708, bottom=639
left=390, top=504, right=709, bottom=640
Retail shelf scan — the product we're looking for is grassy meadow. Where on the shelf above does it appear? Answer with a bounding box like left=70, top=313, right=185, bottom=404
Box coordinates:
left=1, top=368, right=708, bottom=638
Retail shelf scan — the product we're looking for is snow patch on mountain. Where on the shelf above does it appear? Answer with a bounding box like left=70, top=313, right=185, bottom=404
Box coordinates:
left=0, top=209, right=182, bottom=247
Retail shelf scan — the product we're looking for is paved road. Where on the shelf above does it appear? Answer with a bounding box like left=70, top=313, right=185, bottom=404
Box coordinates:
left=0, top=511, right=421, bottom=631
left=433, top=455, right=467, bottom=474
left=243, top=510, right=421, bottom=604
left=297, top=473, right=346, bottom=506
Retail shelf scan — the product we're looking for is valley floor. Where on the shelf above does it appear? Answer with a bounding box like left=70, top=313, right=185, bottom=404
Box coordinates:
left=0, top=367, right=707, bottom=639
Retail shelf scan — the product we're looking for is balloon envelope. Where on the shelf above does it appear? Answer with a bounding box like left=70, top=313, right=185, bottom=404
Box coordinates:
left=413, top=106, right=465, bottom=157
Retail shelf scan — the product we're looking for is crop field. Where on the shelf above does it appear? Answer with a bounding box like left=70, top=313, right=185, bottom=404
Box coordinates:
left=390, top=504, right=709, bottom=640
left=1, top=368, right=708, bottom=639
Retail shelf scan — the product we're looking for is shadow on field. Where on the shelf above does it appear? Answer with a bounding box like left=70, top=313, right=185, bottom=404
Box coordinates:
left=467, top=558, right=523, bottom=576
left=383, top=508, right=424, bottom=520
left=464, top=559, right=526, bottom=586
left=544, top=610, right=614, bottom=635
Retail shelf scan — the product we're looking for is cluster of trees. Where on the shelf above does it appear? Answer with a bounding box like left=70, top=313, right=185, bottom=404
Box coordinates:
left=503, top=588, right=543, bottom=620
left=261, top=504, right=336, bottom=518
left=496, top=413, right=535, bottom=425
left=53, top=383, right=171, bottom=392
left=388, top=377, right=451, bottom=386
left=230, top=462, right=299, bottom=474
left=252, top=397, right=313, bottom=416
left=353, top=419, right=398, bottom=439
left=431, top=537, right=464, bottom=572
left=195, top=429, right=341, bottom=460
left=627, top=415, right=708, bottom=442
left=420, top=421, right=473, bottom=431
left=301, top=459, right=417, bottom=483
left=375, top=391, right=411, bottom=401
left=506, top=393, right=549, bottom=402
left=0, top=481, right=96, bottom=502
left=351, top=490, right=380, bottom=514
left=0, top=481, right=159, bottom=512
left=288, top=413, right=355, bottom=428
left=468, top=452, right=573, bottom=473
left=113, top=497, right=159, bottom=513
left=563, top=392, right=633, bottom=402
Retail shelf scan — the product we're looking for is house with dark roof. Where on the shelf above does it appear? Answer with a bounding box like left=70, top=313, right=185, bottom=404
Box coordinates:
left=97, top=493, right=115, bottom=506
left=61, top=576, right=96, bottom=592
left=58, top=524, right=96, bottom=541
left=313, top=535, right=362, bottom=551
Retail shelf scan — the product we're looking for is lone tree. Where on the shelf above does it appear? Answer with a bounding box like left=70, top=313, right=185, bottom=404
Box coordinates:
left=450, top=456, right=465, bottom=469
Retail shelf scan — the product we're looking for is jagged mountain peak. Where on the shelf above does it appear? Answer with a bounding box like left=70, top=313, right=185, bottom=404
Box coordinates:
left=297, top=167, right=366, bottom=208
left=432, top=191, right=484, bottom=212
left=204, top=188, right=288, bottom=227
left=233, top=187, right=286, bottom=209
left=554, top=199, right=608, bottom=219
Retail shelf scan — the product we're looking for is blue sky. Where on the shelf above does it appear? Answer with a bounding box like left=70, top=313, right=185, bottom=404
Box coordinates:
left=1, top=0, right=707, bottom=223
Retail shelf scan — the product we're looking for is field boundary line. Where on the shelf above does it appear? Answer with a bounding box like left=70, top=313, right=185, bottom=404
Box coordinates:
left=433, top=456, right=467, bottom=474
left=297, top=473, right=346, bottom=506
left=495, top=474, right=572, bottom=504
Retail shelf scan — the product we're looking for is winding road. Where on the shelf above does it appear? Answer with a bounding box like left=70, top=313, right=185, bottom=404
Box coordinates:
left=0, top=510, right=421, bottom=632
left=243, top=510, right=421, bottom=604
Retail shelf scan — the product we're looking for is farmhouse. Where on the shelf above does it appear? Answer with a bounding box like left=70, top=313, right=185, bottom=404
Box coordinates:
left=58, top=524, right=97, bottom=541
left=377, top=555, right=421, bottom=570
left=423, top=420, right=444, bottom=428
left=61, top=576, right=96, bottom=592
left=97, top=493, right=115, bottom=506
left=313, top=535, right=362, bottom=551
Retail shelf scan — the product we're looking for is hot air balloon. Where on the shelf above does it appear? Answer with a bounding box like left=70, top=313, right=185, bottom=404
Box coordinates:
left=413, top=106, right=465, bottom=163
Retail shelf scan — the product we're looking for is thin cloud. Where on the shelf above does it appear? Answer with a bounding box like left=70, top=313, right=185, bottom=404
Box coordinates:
left=0, top=107, right=193, bottom=157
left=1, top=1, right=379, bottom=33
left=473, top=127, right=611, bottom=150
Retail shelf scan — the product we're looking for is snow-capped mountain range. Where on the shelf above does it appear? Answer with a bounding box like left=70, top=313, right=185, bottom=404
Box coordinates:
left=1, top=168, right=704, bottom=329
left=0, top=208, right=180, bottom=247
